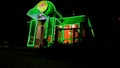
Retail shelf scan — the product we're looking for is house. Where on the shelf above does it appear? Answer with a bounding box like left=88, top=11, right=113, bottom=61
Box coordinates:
left=27, top=0, right=95, bottom=48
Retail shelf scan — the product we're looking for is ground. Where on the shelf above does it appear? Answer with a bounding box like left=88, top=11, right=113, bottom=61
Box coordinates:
left=0, top=47, right=119, bottom=68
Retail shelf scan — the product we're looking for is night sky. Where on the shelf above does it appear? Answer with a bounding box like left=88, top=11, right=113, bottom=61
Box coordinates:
left=0, top=0, right=120, bottom=47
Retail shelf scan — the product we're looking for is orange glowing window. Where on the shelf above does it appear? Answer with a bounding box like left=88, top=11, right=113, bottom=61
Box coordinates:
left=63, top=24, right=79, bottom=44
left=64, top=25, right=71, bottom=43
left=57, top=24, right=80, bottom=44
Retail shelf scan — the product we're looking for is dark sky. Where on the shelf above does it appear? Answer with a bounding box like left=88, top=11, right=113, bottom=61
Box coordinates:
left=0, top=0, right=120, bottom=47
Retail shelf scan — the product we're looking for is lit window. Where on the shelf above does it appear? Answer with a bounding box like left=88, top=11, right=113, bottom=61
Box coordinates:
left=72, top=25, right=76, bottom=28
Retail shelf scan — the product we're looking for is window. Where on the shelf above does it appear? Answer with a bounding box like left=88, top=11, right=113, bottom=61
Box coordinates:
left=57, top=24, right=80, bottom=44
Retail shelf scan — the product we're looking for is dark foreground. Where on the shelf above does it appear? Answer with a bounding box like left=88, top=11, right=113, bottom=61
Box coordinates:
left=0, top=46, right=119, bottom=68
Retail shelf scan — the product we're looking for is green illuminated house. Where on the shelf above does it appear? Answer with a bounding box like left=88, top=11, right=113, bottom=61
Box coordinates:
left=27, top=0, right=95, bottom=48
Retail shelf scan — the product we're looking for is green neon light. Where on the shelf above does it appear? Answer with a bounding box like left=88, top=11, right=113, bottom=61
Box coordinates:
left=44, top=16, right=50, bottom=39
left=27, top=20, right=33, bottom=47
left=27, top=20, right=37, bottom=47
left=44, top=1, right=56, bottom=15
left=51, top=17, right=55, bottom=42
left=27, top=20, right=34, bottom=47
left=26, top=0, right=95, bottom=48
left=55, top=10, right=63, bottom=19
left=62, top=15, right=85, bottom=25
left=87, top=17, right=95, bottom=37
left=36, top=1, right=63, bottom=18
left=87, top=17, right=92, bottom=27
left=56, top=18, right=62, bottom=25
left=27, top=5, right=41, bottom=48
left=27, top=8, right=40, bottom=20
